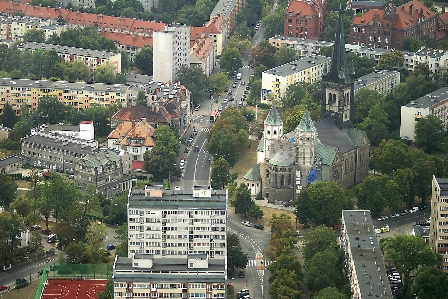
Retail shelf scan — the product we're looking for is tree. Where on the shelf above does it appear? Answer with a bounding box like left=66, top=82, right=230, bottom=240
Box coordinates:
left=65, top=242, right=89, bottom=264
left=267, top=214, right=297, bottom=259
left=135, top=90, right=147, bottom=106
left=83, top=104, right=120, bottom=137
left=114, top=224, right=128, bottom=257
left=10, top=119, right=32, bottom=141
left=211, top=157, right=232, bottom=190
left=94, top=62, right=116, bottom=84
left=392, top=168, right=416, bottom=207
left=207, top=72, right=230, bottom=94
left=274, top=45, right=297, bottom=66
left=0, top=174, right=18, bottom=210
left=23, top=29, right=46, bottom=43
left=64, top=60, right=89, bottom=82
left=369, top=139, right=408, bottom=175
left=267, top=250, right=303, bottom=284
left=247, top=204, right=263, bottom=219
left=119, top=50, right=130, bottom=72
left=282, top=83, right=307, bottom=109
left=313, top=287, right=347, bottom=299
left=354, top=89, right=383, bottom=124
left=301, top=225, right=337, bottom=262
left=262, top=10, right=284, bottom=39
left=35, top=96, right=66, bottom=125
left=0, top=212, right=23, bottom=268
left=227, top=233, right=249, bottom=272
left=378, top=52, right=404, bottom=70
left=28, top=230, right=44, bottom=254
left=269, top=268, right=303, bottom=299
left=355, top=175, right=402, bottom=214
left=305, top=249, right=344, bottom=293
left=220, top=47, right=243, bottom=75
left=0, top=102, right=18, bottom=129
left=380, top=235, right=441, bottom=297
left=411, top=267, right=448, bottom=299
left=134, top=46, right=153, bottom=75
left=249, top=40, right=277, bottom=69
left=85, top=221, right=108, bottom=263
left=414, top=115, right=444, bottom=153
left=294, top=181, right=353, bottom=226
left=233, top=183, right=252, bottom=216
left=98, top=276, right=113, bottom=299
left=175, top=65, right=207, bottom=106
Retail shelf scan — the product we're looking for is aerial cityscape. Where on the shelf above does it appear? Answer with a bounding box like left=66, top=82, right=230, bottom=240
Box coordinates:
left=0, top=0, right=448, bottom=298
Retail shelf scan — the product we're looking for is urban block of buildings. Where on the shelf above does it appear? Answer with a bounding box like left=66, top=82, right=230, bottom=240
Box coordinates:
left=210, top=0, right=246, bottom=33
left=341, top=210, right=394, bottom=298
left=350, top=0, right=437, bottom=50
left=353, top=69, right=400, bottom=95
left=261, top=55, right=331, bottom=103
left=284, top=0, right=327, bottom=40
left=245, top=11, right=370, bottom=202
left=400, top=86, right=448, bottom=141
left=430, top=176, right=448, bottom=273
left=113, top=185, right=227, bottom=298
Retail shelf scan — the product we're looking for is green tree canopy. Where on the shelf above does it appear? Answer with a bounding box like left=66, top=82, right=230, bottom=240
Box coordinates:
left=414, top=115, right=444, bottom=153
left=304, top=249, right=344, bottom=293
left=134, top=46, right=153, bottom=75
left=211, top=157, right=233, bottom=190
left=175, top=65, right=208, bottom=106
left=301, top=225, right=337, bottom=262
left=295, top=181, right=353, bottom=226
left=227, top=233, right=249, bottom=272
left=0, top=174, right=18, bottom=210
left=220, top=47, right=243, bottom=75
left=313, top=287, right=347, bottom=299
left=411, top=267, right=448, bottom=299
left=369, top=139, right=408, bottom=175
left=23, top=29, right=46, bottom=43
left=249, top=40, right=277, bottom=69
left=0, top=102, right=18, bottom=129
left=233, top=183, right=252, bottom=216
left=378, top=52, right=404, bottom=70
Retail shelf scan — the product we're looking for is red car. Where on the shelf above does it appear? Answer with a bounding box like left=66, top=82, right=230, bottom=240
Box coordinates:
left=0, top=285, right=9, bottom=291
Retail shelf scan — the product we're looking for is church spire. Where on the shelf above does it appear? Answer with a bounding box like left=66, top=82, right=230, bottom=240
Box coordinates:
left=326, top=8, right=351, bottom=84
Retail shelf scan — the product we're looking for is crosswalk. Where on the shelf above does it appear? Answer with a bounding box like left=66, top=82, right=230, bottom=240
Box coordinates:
left=202, top=127, right=211, bottom=132
left=242, top=65, right=250, bottom=69
left=246, top=259, right=271, bottom=267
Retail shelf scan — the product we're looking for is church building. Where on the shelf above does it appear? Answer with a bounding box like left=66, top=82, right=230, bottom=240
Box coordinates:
left=244, top=10, right=370, bottom=203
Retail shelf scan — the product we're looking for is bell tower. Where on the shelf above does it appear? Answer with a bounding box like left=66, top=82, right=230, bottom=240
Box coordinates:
left=321, top=8, right=354, bottom=129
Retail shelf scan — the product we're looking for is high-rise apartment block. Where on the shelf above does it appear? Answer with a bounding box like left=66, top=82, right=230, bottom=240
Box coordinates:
left=113, top=185, right=228, bottom=298
left=429, top=176, right=448, bottom=273
left=153, top=25, right=190, bottom=83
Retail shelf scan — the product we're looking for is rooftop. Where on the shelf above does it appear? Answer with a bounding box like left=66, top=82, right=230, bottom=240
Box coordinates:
left=342, top=210, right=393, bottom=299
left=263, top=55, right=331, bottom=77
left=353, top=69, right=400, bottom=92
left=435, top=177, right=448, bottom=197
left=404, top=86, right=448, bottom=109
left=18, top=42, right=119, bottom=59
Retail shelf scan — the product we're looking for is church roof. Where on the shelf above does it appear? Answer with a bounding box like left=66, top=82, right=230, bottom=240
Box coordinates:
left=342, top=127, right=365, bottom=147
left=264, top=103, right=283, bottom=126
left=326, top=8, right=351, bottom=84
left=316, top=139, right=338, bottom=165
left=269, top=152, right=293, bottom=167
left=296, top=110, right=316, bottom=132
left=257, top=136, right=264, bottom=152
left=314, top=118, right=358, bottom=153
left=244, top=163, right=261, bottom=181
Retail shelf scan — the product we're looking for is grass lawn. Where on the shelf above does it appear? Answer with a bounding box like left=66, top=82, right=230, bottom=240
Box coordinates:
left=1, top=280, right=39, bottom=299
left=256, top=206, right=298, bottom=229
left=230, top=139, right=258, bottom=179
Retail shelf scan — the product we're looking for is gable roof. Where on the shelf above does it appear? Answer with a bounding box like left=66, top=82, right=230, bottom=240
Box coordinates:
left=79, top=149, right=120, bottom=168
left=395, top=0, right=435, bottom=30
left=285, top=0, right=320, bottom=16
left=257, top=136, right=264, bottom=152
left=316, top=139, right=339, bottom=165
left=314, top=118, right=357, bottom=153
left=264, top=103, right=283, bottom=126
left=244, top=163, right=261, bottom=181
left=270, top=152, right=294, bottom=166
left=111, top=106, right=173, bottom=124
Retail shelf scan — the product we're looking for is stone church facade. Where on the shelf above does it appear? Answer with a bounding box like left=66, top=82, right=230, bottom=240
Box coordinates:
left=244, top=10, right=370, bottom=203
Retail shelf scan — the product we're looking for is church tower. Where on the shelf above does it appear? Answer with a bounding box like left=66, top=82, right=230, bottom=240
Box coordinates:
left=295, top=110, right=318, bottom=189
left=263, top=103, right=283, bottom=161
left=321, top=8, right=355, bottom=129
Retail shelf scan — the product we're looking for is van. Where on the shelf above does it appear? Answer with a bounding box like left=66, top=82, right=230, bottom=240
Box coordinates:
left=410, top=207, right=419, bottom=213
left=236, top=72, right=242, bottom=80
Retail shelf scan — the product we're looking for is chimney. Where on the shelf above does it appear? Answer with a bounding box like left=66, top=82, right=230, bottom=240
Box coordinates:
left=420, top=8, right=423, bottom=18
left=409, top=3, right=413, bottom=15
left=141, top=117, right=146, bottom=123
left=443, top=6, right=446, bottom=13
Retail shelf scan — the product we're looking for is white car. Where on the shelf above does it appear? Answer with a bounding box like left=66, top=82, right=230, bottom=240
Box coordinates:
left=241, top=221, right=252, bottom=227
left=222, top=98, right=228, bottom=103
left=175, top=186, right=180, bottom=191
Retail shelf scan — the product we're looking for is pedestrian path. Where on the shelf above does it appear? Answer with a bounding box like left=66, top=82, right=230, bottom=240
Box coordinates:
left=201, top=127, right=211, bottom=132
left=246, top=259, right=271, bottom=267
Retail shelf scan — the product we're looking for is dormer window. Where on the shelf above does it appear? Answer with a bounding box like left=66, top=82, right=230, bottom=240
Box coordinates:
left=274, top=130, right=277, bottom=135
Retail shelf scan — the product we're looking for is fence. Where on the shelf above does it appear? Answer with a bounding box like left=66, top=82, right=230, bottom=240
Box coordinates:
left=46, top=263, right=113, bottom=279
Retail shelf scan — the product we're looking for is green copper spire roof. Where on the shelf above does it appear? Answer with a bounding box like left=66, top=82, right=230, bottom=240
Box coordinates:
left=264, top=103, right=283, bottom=126
left=244, top=163, right=261, bottom=181
left=326, top=8, right=351, bottom=84
left=296, top=110, right=316, bottom=132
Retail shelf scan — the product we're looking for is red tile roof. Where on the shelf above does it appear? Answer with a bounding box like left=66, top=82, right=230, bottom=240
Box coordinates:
left=132, top=160, right=145, bottom=170
left=285, top=0, right=319, bottom=16
left=440, top=12, right=448, bottom=25
left=100, top=31, right=153, bottom=48
left=352, top=9, right=385, bottom=25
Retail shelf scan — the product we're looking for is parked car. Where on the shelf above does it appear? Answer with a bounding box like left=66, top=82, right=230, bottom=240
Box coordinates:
left=184, top=148, right=189, bottom=153
left=15, top=278, right=26, bottom=284
left=175, top=186, right=180, bottom=191
left=38, top=269, right=49, bottom=275
left=241, top=221, right=252, bottom=227
left=106, top=244, right=116, bottom=250
left=0, top=285, right=8, bottom=291
left=239, top=270, right=245, bottom=278
left=253, top=224, right=264, bottom=230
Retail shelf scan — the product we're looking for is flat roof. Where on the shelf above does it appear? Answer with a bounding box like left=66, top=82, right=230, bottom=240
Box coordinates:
left=263, top=55, right=331, bottom=77
left=435, top=177, right=448, bottom=197
left=19, top=42, right=118, bottom=59
left=404, top=86, right=448, bottom=108
left=342, top=210, right=393, bottom=299
left=0, top=155, right=21, bottom=168
left=353, top=69, right=399, bottom=92
left=270, top=36, right=334, bottom=47
left=22, top=133, right=97, bottom=155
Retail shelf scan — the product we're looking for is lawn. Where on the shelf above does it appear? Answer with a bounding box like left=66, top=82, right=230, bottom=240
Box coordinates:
left=230, top=139, right=258, bottom=179
left=1, top=280, right=39, bottom=299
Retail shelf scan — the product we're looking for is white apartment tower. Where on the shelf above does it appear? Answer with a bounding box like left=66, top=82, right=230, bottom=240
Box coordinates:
left=113, top=185, right=227, bottom=298
left=153, top=24, right=190, bottom=83
left=429, top=176, right=448, bottom=273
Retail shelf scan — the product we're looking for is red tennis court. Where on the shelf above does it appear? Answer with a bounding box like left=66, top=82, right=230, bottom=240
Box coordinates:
left=40, top=279, right=107, bottom=299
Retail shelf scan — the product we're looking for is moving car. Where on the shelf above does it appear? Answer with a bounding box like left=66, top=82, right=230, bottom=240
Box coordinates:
left=194, top=146, right=199, bottom=152
left=175, top=186, right=180, bottom=191
left=241, top=221, right=252, bottom=227
left=239, top=270, right=245, bottom=278
left=254, top=224, right=264, bottom=230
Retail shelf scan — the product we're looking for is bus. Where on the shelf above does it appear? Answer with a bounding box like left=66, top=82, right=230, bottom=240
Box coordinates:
left=210, top=110, right=219, bottom=122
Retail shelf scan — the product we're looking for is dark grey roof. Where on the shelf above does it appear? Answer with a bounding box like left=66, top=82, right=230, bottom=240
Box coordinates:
left=19, top=42, right=118, bottom=59
left=21, top=134, right=97, bottom=156
left=314, top=118, right=356, bottom=153
left=0, top=155, right=21, bottom=168
left=435, top=177, right=448, bottom=197
left=404, top=87, right=448, bottom=109
left=413, top=225, right=430, bottom=238
left=342, top=210, right=393, bottom=299
left=353, top=70, right=400, bottom=92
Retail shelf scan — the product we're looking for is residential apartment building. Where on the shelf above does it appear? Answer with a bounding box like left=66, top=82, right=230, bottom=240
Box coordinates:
left=350, top=0, right=437, bottom=50
left=284, top=0, right=326, bottom=40
left=261, top=55, right=331, bottom=103
left=0, top=16, right=59, bottom=41
left=0, top=79, right=132, bottom=116
left=414, top=47, right=448, bottom=75
left=59, top=0, right=95, bottom=9
left=0, top=155, right=22, bottom=174
left=18, top=42, right=122, bottom=74
left=107, top=118, right=155, bottom=161
left=204, top=15, right=227, bottom=56
left=429, top=176, right=448, bottom=273
left=33, top=121, right=95, bottom=141
left=190, top=35, right=216, bottom=76
left=210, top=0, right=246, bottom=33
left=153, top=24, right=190, bottom=83
left=400, top=87, right=448, bottom=141
left=269, top=36, right=333, bottom=56
left=353, top=69, right=400, bottom=95
left=113, top=185, right=227, bottom=298
left=341, top=210, right=393, bottom=298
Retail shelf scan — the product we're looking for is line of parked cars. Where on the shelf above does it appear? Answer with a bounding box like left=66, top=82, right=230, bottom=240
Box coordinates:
left=387, top=268, right=401, bottom=295
left=377, top=205, right=426, bottom=221
left=236, top=288, right=250, bottom=299
left=241, top=221, right=264, bottom=230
